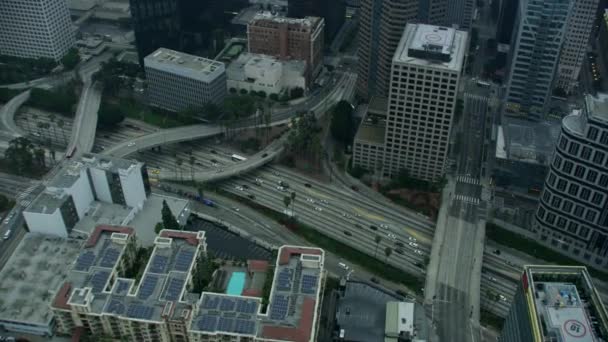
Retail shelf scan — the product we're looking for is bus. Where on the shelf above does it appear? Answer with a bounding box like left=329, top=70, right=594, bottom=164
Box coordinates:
left=476, top=80, right=491, bottom=88
left=231, top=154, right=247, bottom=162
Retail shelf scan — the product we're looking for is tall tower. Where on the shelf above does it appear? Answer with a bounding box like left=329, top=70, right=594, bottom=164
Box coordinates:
left=383, top=24, right=467, bottom=181
left=555, top=0, right=600, bottom=94
left=504, top=0, right=572, bottom=119
left=0, top=0, right=75, bottom=61
left=535, top=94, right=608, bottom=268
left=356, top=0, right=419, bottom=99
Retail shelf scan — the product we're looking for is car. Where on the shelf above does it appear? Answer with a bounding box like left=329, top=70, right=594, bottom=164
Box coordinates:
left=369, top=225, right=378, bottom=231
left=338, top=262, right=349, bottom=270
left=409, top=242, right=418, bottom=247
left=354, top=213, right=361, bottom=218
left=278, top=180, right=290, bottom=188
left=277, top=186, right=286, bottom=191
left=304, top=183, right=312, bottom=188
left=262, top=153, right=268, bottom=157
left=127, top=142, right=136, bottom=147
left=320, top=199, right=329, bottom=205
left=488, top=276, right=497, bottom=282
left=387, top=233, right=396, bottom=240
left=341, top=213, right=347, bottom=217
left=273, top=171, right=280, bottom=176
left=499, top=294, right=507, bottom=302
left=247, top=194, right=256, bottom=200
left=235, top=186, right=244, bottom=191
left=343, top=230, right=352, bottom=236
left=306, top=198, right=315, bottom=203
left=351, top=185, right=359, bottom=191
left=3, top=230, right=11, bottom=240
left=408, top=237, right=417, bottom=242
left=395, top=241, right=404, bottom=248
left=492, top=249, right=501, bottom=255
left=370, top=277, right=380, bottom=284
left=414, top=249, right=422, bottom=255
left=210, top=150, right=217, bottom=154
left=314, top=206, right=323, bottom=212
left=395, top=248, right=404, bottom=255
left=33, top=132, right=41, bottom=137
left=242, top=184, right=250, bottom=189
left=210, top=159, right=218, bottom=163
left=355, top=224, right=364, bottom=229
left=103, top=134, right=110, bottom=138
left=380, top=224, right=389, bottom=230
left=232, top=206, right=240, bottom=212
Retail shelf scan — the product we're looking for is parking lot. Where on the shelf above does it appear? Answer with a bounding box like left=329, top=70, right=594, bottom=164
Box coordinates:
left=187, top=219, right=272, bottom=261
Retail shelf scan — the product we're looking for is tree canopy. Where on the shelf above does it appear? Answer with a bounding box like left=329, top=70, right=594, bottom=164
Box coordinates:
left=4, top=137, right=47, bottom=174
left=161, top=200, right=180, bottom=230
left=28, top=85, right=78, bottom=117
left=61, top=48, right=81, bottom=70
left=98, top=102, right=126, bottom=127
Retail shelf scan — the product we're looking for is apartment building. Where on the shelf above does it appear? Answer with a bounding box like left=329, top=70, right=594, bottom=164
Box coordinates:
left=500, top=265, right=608, bottom=342
left=247, top=12, right=324, bottom=77
left=382, top=24, right=467, bottom=181
left=23, top=154, right=151, bottom=238
left=0, top=0, right=75, bottom=60
left=144, top=48, right=227, bottom=112
left=535, top=93, right=608, bottom=268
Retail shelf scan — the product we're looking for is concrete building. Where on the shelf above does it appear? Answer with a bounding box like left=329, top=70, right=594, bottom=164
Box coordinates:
left=504, top=0, right=572, bottom=119
left=500, top=265, right=608, bottom=342
left=226, top=53, right=307, bottom=95
left=247, top=12, right=324, bottom=77
left=597, top=10, right=608, bottom=83
left=0, top=0, right=75, bottom=61
left=384, top=302, right=426, bottom=342
left=23, top=154, right=151, bottom=238
left=496, top=0, right=519, bottom=45
left=535, top=94, right=608, bottom=268
left=555, top=0, right=600, bottom=94
left=144, top=48, right=227, bottom=112
left=383, top=24, right=467, bottom=181
left=423, top=0, right=474, bottom=30
left=51, top=234, right=325, bottom=342
left=352, top=97, right=388, bottom=172
left=356, top=0, right=419, bottom=99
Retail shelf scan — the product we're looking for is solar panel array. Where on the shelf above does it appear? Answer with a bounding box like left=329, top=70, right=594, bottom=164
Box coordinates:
left=164, top=277, right=185, bottom=301
left=300, top=274, right=318, bottom=294
left=269, top=295, right=289, bottom=320
left=173, top=249, right=195, bottom=272
left=149, top=255, right=168, bottom=273
left=106, top=299, right=126, bottom=315
left=138, top=275, right=159, bottom=300
left=236, top=299, right=258, bottom=314
left=74, top=251, right=96, bottom=271
left=114, top=280, right=131, bottom=296
left=126, top=304, right=154, bottom=320
left=220, top=297, right=236, bottom=311
left=202, top=295, right=221, bottom=310
left=100, top=248, right=120, bottom=268
left=90, top=270, right=110, bottom=293
left=276, top=268, right=293, bottom=291
left=197, top=315, right=218, bottom=331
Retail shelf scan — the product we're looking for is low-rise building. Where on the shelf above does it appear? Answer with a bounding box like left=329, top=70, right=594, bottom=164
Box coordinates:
left=144, top=48, right=227, bottom=112
left=227, top=53, right=306, bottom=96
left=352, top=97, right=387, bottom=173
left=23, top=153, right=151, bottom=238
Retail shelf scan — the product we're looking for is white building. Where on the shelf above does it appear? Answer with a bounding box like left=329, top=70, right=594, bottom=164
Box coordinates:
left=145, top=48, right=227, bottom=112
left=382, top=24, right=467, bottom=181
left=227, top=53, right=306, bottom=96
left=0, top=0, right=75, bottom=61
left=555, top=0, right=599, bottom=94
left=23, top=154, right=151, bottom=238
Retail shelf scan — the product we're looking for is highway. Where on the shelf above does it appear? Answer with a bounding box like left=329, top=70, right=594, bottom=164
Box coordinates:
left=0, top=90, right=30, bottom=138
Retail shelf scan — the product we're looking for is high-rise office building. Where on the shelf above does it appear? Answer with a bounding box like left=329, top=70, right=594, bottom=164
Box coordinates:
left=0, top=0, right=75, bottom=61
left=535, top=94, right=608, bottom=268
left=496, top=0, right=519, bottom=45
left=129, top=0, right=248, bottom=67
left=287, top=0, right=345, bottom=40
left=383, top=24, right=467, bottom=181
left=500, top=265, right=608, bottom=342
left=356, top=0, right=419, bottom=99
left=555, top=0, right=600, bottom=94
left=504, top=0, right=572, bottom=119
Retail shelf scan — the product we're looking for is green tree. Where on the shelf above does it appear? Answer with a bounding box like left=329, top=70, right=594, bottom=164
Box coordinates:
left=4, top=137, right=35, bottom=174
left=290, top=192, right=296, bottom=219
left=192, top=254, right=215, bottom=293
left=154, top=222, right=164, bottom=234
left=330, top=100, right=355, bottom=144
left=0, top=194, right=14, bottom=212
left=229, top=87, right=237, bottom=94
left=283, top=196, right=291, bottom=214
left=57, top=119, right=67, bottom=146
left=269, top=93, right=279, bottom=101
left=240, top=89, right=248, bottom=95
left=161, top=200, right=180, bottom=230
left=384, top=246, right=393, bottom=263
left=223, top=95, right=256, bottom=119
left=202, top=102, right=223, bottom=121
left=374, top=235, right=382, bottom=258
left=290, top=87, right=304, bottom=99
left=98, top=102, right=126, bottom=127
left=61, top=48, right=81, bottom=70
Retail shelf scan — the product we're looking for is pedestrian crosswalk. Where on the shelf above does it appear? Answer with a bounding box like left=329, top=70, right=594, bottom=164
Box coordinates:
left=457, top=175, right=480, bottom=185
left=455, top=194, right=480, bottom=205
left=17, top=184, right=39, bottom=207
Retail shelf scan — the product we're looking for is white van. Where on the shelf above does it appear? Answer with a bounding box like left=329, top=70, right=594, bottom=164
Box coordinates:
left=3, top=230, right=11, bottom=240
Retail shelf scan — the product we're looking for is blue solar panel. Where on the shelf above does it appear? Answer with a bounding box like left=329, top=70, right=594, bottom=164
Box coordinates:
left=236, top=299, right=258, bottom=314
left=74, top=251, right=96, bottom=271
left=218, top=317, right=234, bottom=331
left=149, top=255, right=168, bottom=273
left=126, top=304, right=154, bottom=320
left=300, top=274, right=318, bottom=294
left=234, top=319, right=256, bottom=334
left=164, top=278, right=185, bottom=301
left=138, top=275, right=159, bottom=300
left=100, top=248, right=120, bottom=268
left=174, top=249, right=195, bottom=272
left=106, top=300, right=126, bottom=315
left=220, top=297, right=236, bottom=311
left=269, top=295, right=289, bottom=320
left=276, top=268, right=293, bottom=291
left=197, top=315, right=218, bottom=331
left=114, top=280, right=131, bottom=295
left=90, top=271, right=110, bottom=293
left=202, top=295, right=221, bottom=310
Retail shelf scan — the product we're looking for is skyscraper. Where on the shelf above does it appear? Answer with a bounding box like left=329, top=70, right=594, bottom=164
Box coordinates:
left=287, top=0, right=345, bottom=40
left=555, top=0, right=600, bottom=94
left=535, top=94, right=608, bottom=268
left=500, top=265, right=608, bottom=342
left=356, top=0, right=419, bottom=99
left=504, top=0, right=572, bottom=119
left=496, top=0, right=519, bottom=45
left=383, top=24, right=467, bottom=181
left=0, top=0, right=75, bottom=61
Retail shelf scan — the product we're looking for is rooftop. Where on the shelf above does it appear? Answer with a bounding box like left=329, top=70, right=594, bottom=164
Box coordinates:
left=144, top=48, right=226, bottom=81
left=495, top=117, right=561, bottom=165
left=394, top=24, right=467, bottom=72
left=250, top=11, right=322, bottom=29
left=0, top=233, right=83, bottom=327
left=585, top=93, right=608, bottom=123
left=226, top=53, right=306, bottom=82
left=524, top=265, right=608, bottom=342
left=354, top=97, right=388, bottom=145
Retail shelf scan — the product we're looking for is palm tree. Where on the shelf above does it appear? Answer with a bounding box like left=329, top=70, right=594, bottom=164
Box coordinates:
left=34, top=148, right=46, bottom=168
left=57, top=119, right=67, bottom=147
left=49, top=113, right=58, bottom=145
left=290, top=191, right=296, bottom=219
left=283, top=196, right=291, bottom=215
left=189, top=155, right=196, bottom=181
left=384, top=246, right=393, bottom=263
left=374, top=235, right=382, bottom=258
left=30, top=113, right=38, bottom=135
left=197, top=183, right=205, bottom=200
left=176, top=158, right=183, bottom=181
left=264, top=110, right=271, bottom=144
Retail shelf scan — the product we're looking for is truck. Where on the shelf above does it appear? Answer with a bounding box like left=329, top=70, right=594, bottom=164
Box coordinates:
left=202, top=199, right=215, bottom=207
